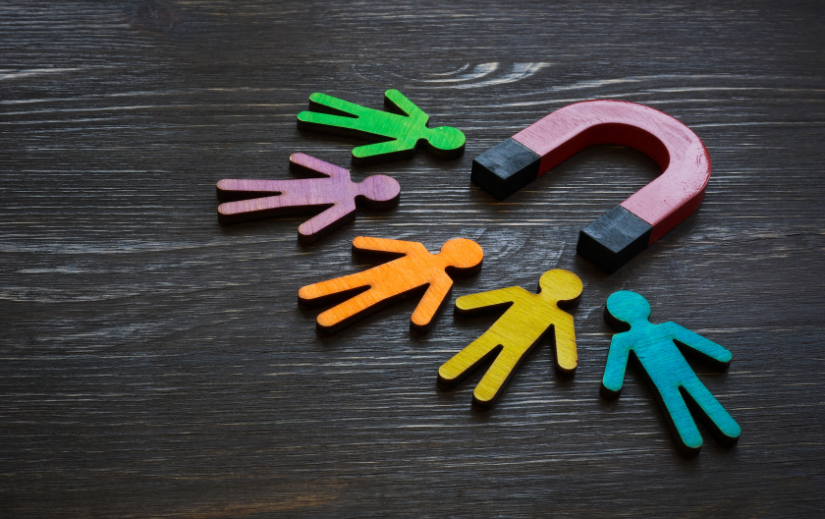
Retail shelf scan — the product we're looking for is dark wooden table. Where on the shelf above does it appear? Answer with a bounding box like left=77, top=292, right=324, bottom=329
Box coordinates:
left=2, top=1, right=823, bottom=517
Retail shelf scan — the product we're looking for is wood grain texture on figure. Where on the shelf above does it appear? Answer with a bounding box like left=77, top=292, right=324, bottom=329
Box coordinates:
left=216, top=153, right=400, bottom=243
left=298, top=237, right=483, bottom=335
left=471, top=100, right=711, bottom=273
left=438, top=269, right=582, bottom=409
left=297, top=90, right=466, bottom=165
left=601, top=291, right=741, bottom=457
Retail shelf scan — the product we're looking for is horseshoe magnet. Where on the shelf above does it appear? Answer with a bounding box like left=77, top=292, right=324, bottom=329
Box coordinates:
left=471, top=100, right=711, bottom=273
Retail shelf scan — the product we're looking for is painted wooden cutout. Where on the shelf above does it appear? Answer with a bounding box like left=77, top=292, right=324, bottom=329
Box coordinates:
left=471, top=100, right=711, bottom=273
left=216, top=153, right=400, bottom=244
left=297, top=90, right=466, bottom=165
left=438, top=269, right=582, bottom=409
left=298, top=237, right=483, bottom=335
left=601, top=290, right=741, bottom=457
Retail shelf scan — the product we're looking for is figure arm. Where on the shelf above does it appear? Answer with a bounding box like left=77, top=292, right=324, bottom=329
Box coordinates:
left=552, top=312, right=578, bottom=373
left=298, top=268, right=371, bottom=309
left=289, top=152, right=348, bottom=180
left=352, top=139, right=418, bottom=163
left=664, top=322, right=733, bottom=370
left=455, top=287, right=522, bottom=316
left=351, top=237, right=428, bottom=257
left=410, top=273, right=454, bottom=333
left=296, top=201, right=357, bottom=244
left=384, top=89, right=429, bottom=124
left=601, top=335, right=632, bottom=398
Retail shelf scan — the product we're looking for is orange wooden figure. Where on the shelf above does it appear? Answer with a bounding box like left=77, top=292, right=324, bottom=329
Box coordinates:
left=298, top=237, right=484, bottom=335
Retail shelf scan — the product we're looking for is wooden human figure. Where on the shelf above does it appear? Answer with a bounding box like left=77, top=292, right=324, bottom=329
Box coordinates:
left=298, top=237, right=483, bottom=335
left=216, top=153, right=400, bottom=244
left=438, top=269, right=583, bottom=409
left=601, top=290, right=741, bottom=457
left=297, top=90, right=466, bottom=165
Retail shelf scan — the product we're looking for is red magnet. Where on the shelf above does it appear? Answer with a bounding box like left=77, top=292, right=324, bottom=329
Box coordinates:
left=471, top=100, right=711, bottom=273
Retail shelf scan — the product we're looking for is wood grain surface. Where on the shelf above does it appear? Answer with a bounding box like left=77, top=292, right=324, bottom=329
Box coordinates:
left=1, top=1, right=824, bottom=517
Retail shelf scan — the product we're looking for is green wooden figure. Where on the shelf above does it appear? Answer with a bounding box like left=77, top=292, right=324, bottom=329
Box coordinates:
left=296, top=89, right=466, bottom=165
left=601, top=290, right=741, bottom=457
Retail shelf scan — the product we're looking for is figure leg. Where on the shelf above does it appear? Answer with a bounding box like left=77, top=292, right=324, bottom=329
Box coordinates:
left=316, top=288, right=387, bottom=335
left=218, top=195, right=290, bottom=224
left=308, top=93, right=370, bottom=118
left=473, top=346, right=524, bottom=409
left=438, top=333, right=501, bottom=388
left=216, top=179, right=293, bottom=200
left=681, top=377, right=741, bottom=447
left=655, top=385, right=704, bottom=456
left=216, top=181, right=326, bottom=224
left=297, top=111, right=365, bottom=136
left=298, top=271, right=371, bottom=308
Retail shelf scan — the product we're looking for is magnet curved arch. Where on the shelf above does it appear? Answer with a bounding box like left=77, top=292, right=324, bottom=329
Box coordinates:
left=471, top=100, right=711, bottom=273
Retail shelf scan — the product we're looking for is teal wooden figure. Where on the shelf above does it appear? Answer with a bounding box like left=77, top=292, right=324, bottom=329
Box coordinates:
left=601, top=291, right=741, bottom=457
left=296, top=89, right=466, bottom=165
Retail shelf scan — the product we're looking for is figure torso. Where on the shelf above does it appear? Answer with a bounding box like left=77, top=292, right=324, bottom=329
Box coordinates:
left=482, top=288, right=562, bottom=348
left=624, top=323, right=694, bottom=387
left=362, top=248, right=445, bottom=296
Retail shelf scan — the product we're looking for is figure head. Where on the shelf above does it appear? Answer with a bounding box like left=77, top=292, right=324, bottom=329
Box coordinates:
left=427, top=126, right=466, bottom=152
left=538, top=269, right=583, bottom=304
left=605, top=291, right=651, bottom=327
left=358, top=175, right=401, bottom=208
left=439, top=238, right=483, bottom=273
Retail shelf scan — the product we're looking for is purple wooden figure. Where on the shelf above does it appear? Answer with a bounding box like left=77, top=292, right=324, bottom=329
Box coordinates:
left=216, top=153, right=401, bottom=244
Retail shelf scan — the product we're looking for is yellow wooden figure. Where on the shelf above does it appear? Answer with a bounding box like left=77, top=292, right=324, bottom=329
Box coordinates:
left=438, top=269, right=583, bottom=409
